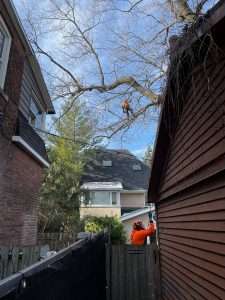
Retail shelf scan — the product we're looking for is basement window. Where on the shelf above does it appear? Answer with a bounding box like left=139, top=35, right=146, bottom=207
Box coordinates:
left=0, top=15, right=12, bottom=90
left=102, top=160, right=112, bottom=167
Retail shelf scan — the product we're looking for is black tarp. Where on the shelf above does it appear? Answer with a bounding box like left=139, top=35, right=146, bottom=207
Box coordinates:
left=0, top=234, right=106, bottom=300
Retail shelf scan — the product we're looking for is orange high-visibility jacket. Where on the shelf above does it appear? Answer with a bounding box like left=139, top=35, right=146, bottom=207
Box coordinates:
left=130, top=224, right=156, bottom=246
left=122, top=99, right=130, bottom=110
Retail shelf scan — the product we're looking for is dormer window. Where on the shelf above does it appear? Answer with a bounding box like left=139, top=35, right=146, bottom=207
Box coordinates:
left=102, top=160, right=112, bottom=167
left=132, top=164, right=142, bottom=171
left=0, top=15, right=12, bottom=90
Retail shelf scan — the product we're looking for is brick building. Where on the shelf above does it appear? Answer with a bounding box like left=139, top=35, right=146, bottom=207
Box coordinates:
left=0, top=1, right=54, bottom=246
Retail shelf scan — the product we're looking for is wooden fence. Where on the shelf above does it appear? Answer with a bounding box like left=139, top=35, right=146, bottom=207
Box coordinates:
left=37, top=232, right=77, bottom=250
left=0, top=246, right=41, bottom=280
left=0, top=233, right=78, bottom=280
left=0, top=233, right=107, bottom=300
left=106, top=243, right=161, bottom=300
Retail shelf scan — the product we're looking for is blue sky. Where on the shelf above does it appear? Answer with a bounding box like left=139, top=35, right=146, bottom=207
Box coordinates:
left=12, top=0, right=160, bottom=159
left=13, top=0, right=218, bottom=159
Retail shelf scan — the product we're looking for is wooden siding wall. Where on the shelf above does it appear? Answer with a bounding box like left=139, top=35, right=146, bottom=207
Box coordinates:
left=157, top=56, right=225, bottom=299
left=159, top=57, right=225, bottom=200
left=120, top=193, right=146, bottom=208
left=19, top=60, right=46, bottom=119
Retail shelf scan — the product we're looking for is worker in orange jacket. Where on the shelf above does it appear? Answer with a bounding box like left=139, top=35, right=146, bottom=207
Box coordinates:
left=130, top=221, right=156, bottom=246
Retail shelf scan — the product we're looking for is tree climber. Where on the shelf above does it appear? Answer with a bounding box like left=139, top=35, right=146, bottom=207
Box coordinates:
left=122, top=99, right=134, bottom=118
left=130, top=221, right=156, bottom=245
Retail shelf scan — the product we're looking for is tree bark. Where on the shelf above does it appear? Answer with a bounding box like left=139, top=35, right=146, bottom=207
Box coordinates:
left=77, top=76, right=158, bottom=103
left=168, top=0, right=195, bottom=21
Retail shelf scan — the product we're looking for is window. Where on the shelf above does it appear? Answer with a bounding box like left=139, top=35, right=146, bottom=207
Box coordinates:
left=90, top=191, right=111, bottom=205
left=82, top=191, right=118, bottom=206
left=112, top=192, right=117, bottom=205
left=29, top=97, right=45, bottom=130
left=102, top=160, right=112, bottom=167
left=0, top=16, right=11, bottom=89
left=132, top=164, right=142, bottom=171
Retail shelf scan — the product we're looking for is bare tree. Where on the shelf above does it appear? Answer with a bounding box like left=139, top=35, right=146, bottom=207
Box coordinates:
left=20, top=0, right=213, bottom=140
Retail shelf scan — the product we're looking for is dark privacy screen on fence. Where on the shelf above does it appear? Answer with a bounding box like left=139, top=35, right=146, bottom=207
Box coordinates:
left=0, top=234, right=106, bottom=300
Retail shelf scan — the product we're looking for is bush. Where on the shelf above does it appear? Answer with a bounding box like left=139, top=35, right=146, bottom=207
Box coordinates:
left=84, top=216, right=126, bottom=244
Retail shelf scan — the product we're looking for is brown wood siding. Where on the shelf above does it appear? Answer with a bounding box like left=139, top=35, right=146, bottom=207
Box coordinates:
left=120, top=193, right=146, bottom=208
left=148, top=5, right=225, bottom=298
left=155, top=52, right=225, bottom=298
left=157, top=184, right=225, bottom=295
left=158, top=58, right=225, bottom=200
left=157, top=175, right=225, bottom=300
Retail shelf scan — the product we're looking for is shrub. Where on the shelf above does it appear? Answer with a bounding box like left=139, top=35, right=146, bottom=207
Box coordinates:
left=84, top=216, right=126, bottom=244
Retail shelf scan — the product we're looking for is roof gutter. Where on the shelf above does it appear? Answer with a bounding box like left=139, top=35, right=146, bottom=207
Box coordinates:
left=121, top=189, right=147, bottom=194
left=12, top=136, right=50, bottom=168
left=120, top=207, right=153, bottom=222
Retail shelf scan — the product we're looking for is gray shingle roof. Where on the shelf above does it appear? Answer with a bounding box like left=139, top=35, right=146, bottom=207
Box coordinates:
left=82, top=148, right=150, bottom=190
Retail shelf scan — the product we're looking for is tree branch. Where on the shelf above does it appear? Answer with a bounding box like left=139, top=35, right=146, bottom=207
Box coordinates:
left=69, top=5, right=105, bottom=85
left=33, top=42, right=159, bottom=103
left=115, top=0, right=145, bottom=13
left=34, top=42, right=81, bottom=88
left=77, top=76, right=158, bottom=103
left=50, top=0, right=105, bottom=86
left=95, top=102, right=156, bottom=140
left=167, top=0, right=195, bottom=21
left=196, top=0, right=209, bottom=15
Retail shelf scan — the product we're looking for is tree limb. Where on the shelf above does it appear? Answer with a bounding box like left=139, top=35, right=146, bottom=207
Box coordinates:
left=95, top=102, right=156, bottom=140
left=33, top=42, right=159, bottom=103
left=50, top=0, right=105, bottom=86
left=76, top=76, right=159, bottom=103
left=167, top=0, right=195, bottom=21
left=115, top=0, right=145, bottom=13
left=34, top=41, right=81, bottom=88
left=196, top=0, right=209, bottom=15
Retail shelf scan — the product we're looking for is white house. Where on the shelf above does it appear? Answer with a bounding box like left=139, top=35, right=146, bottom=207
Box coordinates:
left=80, top=148, right=151, bottom=219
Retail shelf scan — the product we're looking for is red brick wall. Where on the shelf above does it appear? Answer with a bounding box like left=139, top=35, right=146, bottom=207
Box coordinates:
left=0, top=2, right=45, bottom=246
left=0, top=137, right=44, bottom=246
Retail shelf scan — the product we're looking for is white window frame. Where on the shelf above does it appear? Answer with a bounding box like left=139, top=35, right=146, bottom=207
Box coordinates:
left=29, top=92, right=46, bottom=130
left=102, top=160, right=112, bottom=167
left=0, top=15, right=11, bottom=90
left=132, top=164, right=142, bottom=171
left=81, top=191, right=121, bottom=207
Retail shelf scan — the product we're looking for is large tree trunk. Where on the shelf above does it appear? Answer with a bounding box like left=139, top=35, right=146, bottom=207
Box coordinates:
left=168, top=0, right=195, bottom=21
